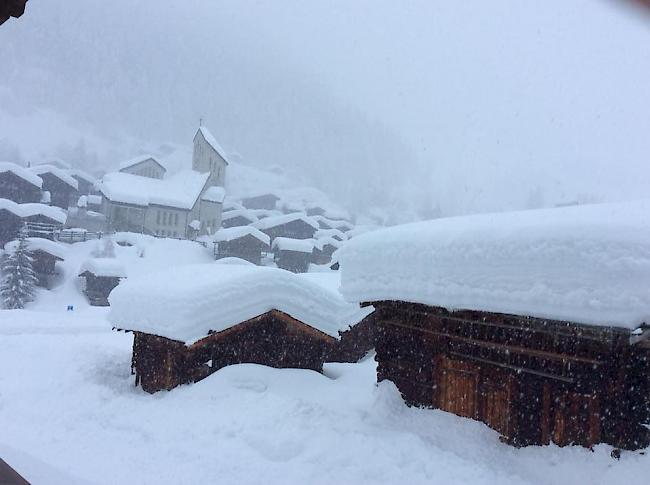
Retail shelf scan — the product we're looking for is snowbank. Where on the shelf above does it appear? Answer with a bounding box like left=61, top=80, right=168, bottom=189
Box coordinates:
left=339, top=201, right=650, bottom=330
left=213, top=226, right=270, bottom=246
left=100, top=170, right=209, bottom=209
left=79, top=258, right=127, bottom=278
left=0, top=161, right=43, bottom=188
left=109, top=264, right=372, bottom=342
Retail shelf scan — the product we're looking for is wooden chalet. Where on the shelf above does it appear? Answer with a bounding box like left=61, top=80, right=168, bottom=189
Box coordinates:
left=0, top=163, right=42, bottom=203
left=31, top=165, right=78, bottom=209
left=221, top=209, right=258, bottom=229
left=338, top=200, right=650, bottom=450
left=272, top=237, right=314, bottom=273
left=213, top=226, right=270, bottom=265
left=253, top=212, right=319, bottom=242
left=131, top=310, right=337, bottom=393
left=0, top=201, right=66, bottom=245
left=109, top=264, right=371, bottom=393
left=78, top=258, right=126, bottom=306
left=241, top=193, right=280, bottom=210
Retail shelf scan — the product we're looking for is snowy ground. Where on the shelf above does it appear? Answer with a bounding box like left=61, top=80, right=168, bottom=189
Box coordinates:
left=1, top=238, right=648, bottom=484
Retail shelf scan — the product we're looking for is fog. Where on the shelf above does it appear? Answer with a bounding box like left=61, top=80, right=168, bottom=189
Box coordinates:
left=1, top=0, right=649, bottom=222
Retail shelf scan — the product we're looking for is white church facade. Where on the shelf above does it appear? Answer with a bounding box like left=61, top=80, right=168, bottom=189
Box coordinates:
left=99, top=126, right=227, bottom=239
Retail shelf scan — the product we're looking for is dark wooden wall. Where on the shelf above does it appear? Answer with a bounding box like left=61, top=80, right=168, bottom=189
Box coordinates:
left=216, top=236, right=265, bottom=265
left=131, top=311, right=336, bottom=393
left=0, top=172, right=42, bottom=203
left=274, top=250, right=311, bottom=273
left=372, top=301, right=650, bottom=449
left=39, top=173, right=77, bottom=209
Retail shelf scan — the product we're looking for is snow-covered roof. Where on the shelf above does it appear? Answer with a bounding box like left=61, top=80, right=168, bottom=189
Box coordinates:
left=249, top=209, right=282, bottom=219
left=4, top=237, right=67, bottom=260
left=31, top=165, right=78, bottom=190
left=100, top=171, right=209, bottom=210
left=313, top=237, right=343, bottom=251
left=67, top=169, right=97, bottom=184
left=201, top=186, right=226, bottom=204
left=195, top=127, right=229, bottom=165
left=315, top=228, right=348, bottom=241
left=0, top=162, right=43, bottom=188
left=252, top=212, right=319, bottom=231
left=213, top=226, right=270, bottom=246
left=0, top=199, right=67, bottom=224
left=118, top=154, right=166, bottom=172
left=108, top=264, right=372, bottom=342
left=272, top=237, right=315, bottom=253
left=35, top=159, right=72, bottom=170
left=222, top=197, right=245, bottom=212
left=79, top=258, right=127, bottom=278
left=222, top=209, right=258, bottom=224
left=340, top=200, right=650, bottom=331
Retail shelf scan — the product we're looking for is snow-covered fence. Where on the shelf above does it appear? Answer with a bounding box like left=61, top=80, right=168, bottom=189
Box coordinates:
left=56, top=229, right=107, bottom=244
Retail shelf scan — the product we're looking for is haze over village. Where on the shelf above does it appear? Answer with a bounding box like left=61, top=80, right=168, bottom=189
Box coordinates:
left=1, top=1, right=650, bottom=484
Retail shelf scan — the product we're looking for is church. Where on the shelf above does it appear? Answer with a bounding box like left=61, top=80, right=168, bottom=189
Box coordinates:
left=99, top=126, right=227, bottom=239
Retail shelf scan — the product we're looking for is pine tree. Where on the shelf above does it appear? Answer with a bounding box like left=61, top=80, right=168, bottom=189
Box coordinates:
left=1, top=228, right=38, bottom=309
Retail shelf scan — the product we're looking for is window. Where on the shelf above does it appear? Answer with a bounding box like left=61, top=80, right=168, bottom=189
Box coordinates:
left=163, top=212, right=168, bottom=225
left=174, top=213, right=179, bottom=225
left=157, top=210, right=161, bottom=225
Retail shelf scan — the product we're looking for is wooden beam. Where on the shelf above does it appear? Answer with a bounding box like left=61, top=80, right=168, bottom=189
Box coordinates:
left=384, top=319, right=604, bottom=366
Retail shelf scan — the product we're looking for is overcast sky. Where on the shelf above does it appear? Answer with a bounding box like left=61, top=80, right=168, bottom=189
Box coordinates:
left=1, top=1, right=649, bottom=221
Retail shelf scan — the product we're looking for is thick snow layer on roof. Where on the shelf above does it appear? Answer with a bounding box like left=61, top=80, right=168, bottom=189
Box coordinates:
left=197, top=127, right=229, bottom=164
left=118, top=154, right=165, bottom=171
left=313, top=237, right=343, bottom=250
left=0, top=162, right=43, bottom=188
left=272, top=237, right=315, bottom=253
left=340, top=201, right=650, bottom=330
left=100, top=170, right=208, bottom=209
left=222, top=208, right=258, bottom=223
left=108, top=264, right=372, bottom=342
left=35, top=159, right=72, bottom=170
left=79, top=258, right=127, bottom=278
left=253, top=212, right=319, bottom=231
left=4, top=237, right=68, bottom=260
left=249, top=209, right=282, bottom=219
left=67, top=169, right=97, bottom=184
left=214, top=226, right=270, bottom=246
left=315, top=228, right=348, bottom=241
left=31, top=165, right=78, bottom=190
left=0, top=199, right=67, bottom=224
left=201, top=186, right=226, bottom=203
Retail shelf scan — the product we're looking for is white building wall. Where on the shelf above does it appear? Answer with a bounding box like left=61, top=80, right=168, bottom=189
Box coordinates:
left=192, top=132, right=227, bottom=187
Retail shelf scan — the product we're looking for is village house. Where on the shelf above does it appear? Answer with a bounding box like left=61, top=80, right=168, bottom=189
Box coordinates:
left=0, top=162, right=43, bottom=203
left=339, top=201, right=650, bottom=450
left=272, top=237, right=314, bottom=273
left=5, top=237, right=67, bottom=288
left=79, top=258, right=127, bottom=306
left=213, top=226, right=270, bottom=265
left=252, top=212, right=319, bottom=242
left=241, top=193, right=280, bottom=211
left=108, top=264, right=372, bottom=393
left=311, top=236, right=342, bottom=265
left=31, top=164, right=79, bottom=209
left=0, top=200, right=67, bottom=245
left=100, top=127, right=227, bottom=238
left=221, top=208, right=259, bottom=228
left=118, top=155, right=167, bottom=179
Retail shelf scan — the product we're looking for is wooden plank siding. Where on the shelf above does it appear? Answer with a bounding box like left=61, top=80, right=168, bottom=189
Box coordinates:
left=372, top=301, right=650, bottom=449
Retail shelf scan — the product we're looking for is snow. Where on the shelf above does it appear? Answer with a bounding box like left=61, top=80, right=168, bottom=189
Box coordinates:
left=77, top=195, right=87, bottom=208
left=215, top=257, right=256, bottom=266
left=213, top=226, right=270, bottom=246
left=201, top=185, right=226, bottom=203
left=275, top=187, right=351, bottom=221
left=109, top=264, right=371, bottom=342
left=222, top=208, right=259, bottom=224
left=0, top=161, right=43, bottom=188
left=4, top=237, right=68, bottom=260
left=99, top=170, right=209, bottom=209
left=253, top=212, right=319, bottom=231
left=0, top=199, right=67, bottom=224
left=31, top=164, right=79, bottom=190
left=87, top=194, right=102, bottom=206
left=118, top=154, right=165, bottom=171
left=313, top=237, right=342, bottom=251
left=188, top=219, right=201, bottom=230
left=79, top=258, right=127, bottom=278
left=315, top=228, right=348, bottom=241
left=272, top=237, right=315, bottom=253
left=340, top=200, right=650, bottom=330
left=249, top=208, right=283, bottom=219
left=197, top=126, right=230, bottom=164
